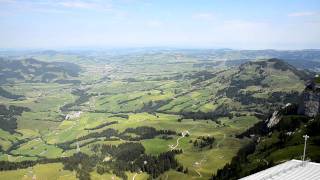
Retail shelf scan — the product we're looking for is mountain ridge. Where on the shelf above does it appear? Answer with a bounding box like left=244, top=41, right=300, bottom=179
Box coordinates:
left=211, top=77, right=320, bottom=180
left=0, top=58, right=81, bottom=84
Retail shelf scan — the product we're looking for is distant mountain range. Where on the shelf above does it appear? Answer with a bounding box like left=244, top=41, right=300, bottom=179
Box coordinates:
left=1, top=49, right=320, bottom=72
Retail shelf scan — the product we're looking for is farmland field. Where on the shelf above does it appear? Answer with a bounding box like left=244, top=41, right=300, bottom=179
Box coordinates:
left=0, top=50, right=310, bottom=179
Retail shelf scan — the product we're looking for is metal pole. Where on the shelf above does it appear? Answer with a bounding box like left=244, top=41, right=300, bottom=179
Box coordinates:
left=303, top=134, right=309, bottom=163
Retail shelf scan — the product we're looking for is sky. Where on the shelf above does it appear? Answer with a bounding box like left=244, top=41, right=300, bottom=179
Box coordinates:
left=0, top=0, right=319, bottom=49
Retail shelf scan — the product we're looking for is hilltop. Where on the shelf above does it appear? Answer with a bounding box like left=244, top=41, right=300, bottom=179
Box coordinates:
left=0, top=58, right=81, bottom=84
left=0, top=57, right=314, bottom=180
left=211, top=78, right=320, bottom=180
left=159, top=58, right=309, bottom=121
left=219, top=59, right=309, bottom=112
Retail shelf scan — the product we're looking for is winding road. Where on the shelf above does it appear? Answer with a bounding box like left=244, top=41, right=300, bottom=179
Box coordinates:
left=169, top=125, right=198, bottom=150
left=170, top=135, right=185, bottom=150
left=194, top=168, right=202, bottom=177
left=132, top=173, right=137, bottom=180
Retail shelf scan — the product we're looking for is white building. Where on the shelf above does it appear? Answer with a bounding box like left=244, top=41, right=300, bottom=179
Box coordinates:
left=241, top=160, right=320, bottom=180
left=65, top=111, right=82, bottom=120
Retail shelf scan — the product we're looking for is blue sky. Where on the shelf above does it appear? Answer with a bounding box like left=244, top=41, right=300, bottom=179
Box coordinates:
left=0, top=0, right=319, bottom=49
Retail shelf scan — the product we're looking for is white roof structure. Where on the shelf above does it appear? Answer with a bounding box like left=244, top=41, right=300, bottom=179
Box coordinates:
left=241, top=160, right=320, bottom=180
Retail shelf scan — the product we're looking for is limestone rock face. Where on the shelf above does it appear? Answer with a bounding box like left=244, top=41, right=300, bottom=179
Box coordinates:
left=265, top=79, right=320, bottom=129
left=298, top=81, right=320, bottom=117
left=266, top=103, right=294, bottom=128
left=266, top=110, right=281, bottom=128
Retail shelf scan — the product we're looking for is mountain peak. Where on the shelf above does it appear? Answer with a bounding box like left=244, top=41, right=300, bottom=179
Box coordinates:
left=238, top=58, right=310, bottom=81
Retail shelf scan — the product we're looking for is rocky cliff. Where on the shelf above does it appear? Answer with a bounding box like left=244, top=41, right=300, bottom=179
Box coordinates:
left=265, top=103, right=299, bottom=129
left=298, top=80, right=320, bottom=117
left=266, top=78, right=320, bottom=129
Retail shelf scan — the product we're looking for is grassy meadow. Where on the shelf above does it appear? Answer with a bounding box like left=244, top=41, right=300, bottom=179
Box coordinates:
left=0, top=54, right=306, bottom=179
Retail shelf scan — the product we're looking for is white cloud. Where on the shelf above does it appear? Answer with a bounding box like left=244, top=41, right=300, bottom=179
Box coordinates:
left=59, top=2, right=95, bottom=8
left=288, top=11, right=318, bottom=17
left=0, top=0, right=15, bottom=3
left=58, top=1, right=112, bottom=11
left=0, top=0, right=112, bottom=12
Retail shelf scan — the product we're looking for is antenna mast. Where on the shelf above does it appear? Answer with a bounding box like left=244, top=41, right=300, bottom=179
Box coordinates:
left=303, top=134, right=309, bottom=164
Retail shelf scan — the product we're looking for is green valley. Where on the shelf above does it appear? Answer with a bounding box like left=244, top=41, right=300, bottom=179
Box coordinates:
left=0, top=49, right=319, bottom=180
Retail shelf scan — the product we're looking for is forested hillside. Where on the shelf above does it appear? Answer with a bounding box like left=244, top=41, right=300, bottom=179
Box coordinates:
left=0, top=52, right=316, bottom=180
left=0, top=58, right=81, bottom=84
left=211, top=80, right=320, bottom=180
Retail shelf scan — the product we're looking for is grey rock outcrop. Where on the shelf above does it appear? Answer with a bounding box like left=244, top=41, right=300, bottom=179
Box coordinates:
left=266, top=103, right=293, bottom=128
left=298, top=80, right=320, bottom=117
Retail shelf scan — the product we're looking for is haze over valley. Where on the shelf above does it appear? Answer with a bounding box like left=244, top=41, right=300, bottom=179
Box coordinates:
left=0, top=0, right=320, bottom=180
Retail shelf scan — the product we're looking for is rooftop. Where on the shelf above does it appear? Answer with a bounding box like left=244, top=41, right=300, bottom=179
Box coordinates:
left=241, top=160, right=320, bottom=180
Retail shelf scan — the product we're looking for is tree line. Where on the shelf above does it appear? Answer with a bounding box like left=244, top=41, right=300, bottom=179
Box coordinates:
left=57, top=126, right=176, bottom=150
left=0, top=87, right=24, bottom=100
left=0, top=105, right=30, bottom=134
left=84, top=121, right=118, bottom=131
left=0, top=142, right=183, bottom=180
left=92, top=142, right=182, bottom=179
left=192, top=136, right=215, bottom=149
left=60, top=89, right=91, bottom=112
left=210, top=141, right=260, bottom=180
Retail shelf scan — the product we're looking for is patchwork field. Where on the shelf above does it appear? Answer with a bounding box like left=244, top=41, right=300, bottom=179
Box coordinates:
left=0, top=53, right=307, bottom=179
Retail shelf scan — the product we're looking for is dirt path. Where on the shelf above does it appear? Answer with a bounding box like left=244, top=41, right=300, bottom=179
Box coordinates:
left=193, top=154, right=207, bottom=178
left=165, top=174, right=168, bottom=180
left=262, top=159, right=269, bottom=165
left=194, top=168, right=202, bottom=177
left=132, top=173, right=137, bottom=180
left=216, top=134, right=226, bottom=148
left=171, top=135, right=184, bottom=150
left=39, top=150, right=47, bottom=155
left=170, top=126, right=195, bottom=150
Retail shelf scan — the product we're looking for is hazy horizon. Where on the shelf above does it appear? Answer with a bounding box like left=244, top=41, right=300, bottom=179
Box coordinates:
left=1, top=2, right=320, bottom=179
left=0, top=0, right=320, bottom=49
left=1, top=46, right=320, bottom=52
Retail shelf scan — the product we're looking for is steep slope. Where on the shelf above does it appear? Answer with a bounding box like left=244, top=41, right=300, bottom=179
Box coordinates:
left=154, top=59, right=310, bottom=123
left=0, top=87, right=24, bottom=100
left=217, top=59, right=308, bottom=112
left=0, top=58, right=81, bottom=84
left=298, top=78, right=320, bottom=117
left=211, top=79, right=320, bottom=180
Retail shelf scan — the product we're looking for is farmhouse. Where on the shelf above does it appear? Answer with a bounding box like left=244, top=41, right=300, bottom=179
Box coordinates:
left=65, top=111, right=82, bottom=120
